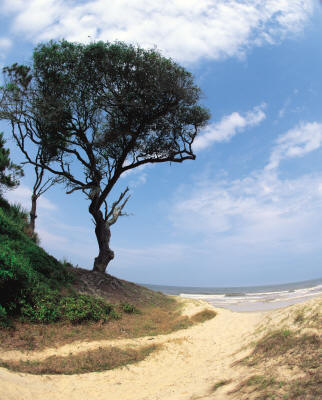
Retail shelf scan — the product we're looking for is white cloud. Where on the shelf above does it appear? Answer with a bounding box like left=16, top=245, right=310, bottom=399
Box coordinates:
left=129, top=171, right=147, bottom=188
left=0, top=37, right=12, bottom=62
left=120, top=162, right=150, bottom=189
left=4, top=185, right=57, bottom=211
left=0, top=37, right=12, bottom=51
left=1, top=0, right=314, bottom=62
left=171, top=120, right=322, bottom=255
left=193, top=104, right=266, bottom=151
left=267, top=122, right=322, bottom=170
left=116, top=243, right=188, bottom=264
left=171, top=170, right=322, bottom=261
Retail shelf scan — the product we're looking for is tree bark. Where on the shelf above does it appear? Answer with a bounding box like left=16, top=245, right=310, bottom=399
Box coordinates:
left=92, top=209, right=114, bottom=273
left=28, top=194, right=37, bottom=235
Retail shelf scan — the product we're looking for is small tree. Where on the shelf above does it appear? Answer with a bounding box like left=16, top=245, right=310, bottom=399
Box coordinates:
left=0, top=64, right=60, bottom=235
left=0, top=40, right=210, bottom=273
left=0, top=132, right=23, bottom=195
left=27, top=149, right=62, bottom=236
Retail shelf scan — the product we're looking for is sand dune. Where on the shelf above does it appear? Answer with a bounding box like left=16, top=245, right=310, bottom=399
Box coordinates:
left=0, top=297, right=320, bottom=400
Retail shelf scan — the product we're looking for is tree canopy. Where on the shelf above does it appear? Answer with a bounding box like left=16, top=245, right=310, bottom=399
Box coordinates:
left=0, top=40, right=210, bottom=273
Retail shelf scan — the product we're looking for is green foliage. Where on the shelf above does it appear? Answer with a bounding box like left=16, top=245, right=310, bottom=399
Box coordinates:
left=0, top=199, right=72, bottom=319
left=19, top=290, right=117, bottom=324
left=7, top=203, right=28, bottom=225
left=60, top=294, right=115, bottom=324
left=29, top=40, right=210, bottom=163
left=121, top=302, right=137, bottom=314
left=1, top=40, right=210, bottom=274
left=0, top=132, right=23, bottom=194
left=212, top=380, right=231, bottom=393
left=0, top=198, right=121, bottom=324
left=281, top=329, right=291, bottom=337
left=19, top=287, right=61, bottom=323
left=109, top=309, right=121, bottom=320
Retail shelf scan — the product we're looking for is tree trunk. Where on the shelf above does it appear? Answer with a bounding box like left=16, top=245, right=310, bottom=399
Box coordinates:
left=28, top=194, right=37, bottom=235
left=92, top=210, right=114, bottom=273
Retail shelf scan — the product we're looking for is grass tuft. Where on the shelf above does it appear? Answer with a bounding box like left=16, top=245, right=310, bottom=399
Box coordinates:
left=211, top=379, right=231, bottom=392
left=190, top=309, right=217, bottom=323
left=0, top=303, right=216, bottom=352
left=232, top=328, right=321, bottom=399
left=0, top=344, right=161, bottom=375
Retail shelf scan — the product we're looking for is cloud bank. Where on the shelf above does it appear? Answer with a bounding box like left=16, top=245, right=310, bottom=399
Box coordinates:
left=1, top=0, right=314, bottom=62
left=5, top=185, right=56, bottom=211
left=194, top=104, right=266, bottom=151
left=267, top=122, right=322, bottom=170
left=171, top=121, right=322, bottom=255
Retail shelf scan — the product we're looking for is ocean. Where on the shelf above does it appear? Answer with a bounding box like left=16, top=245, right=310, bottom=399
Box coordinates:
left=141, top=277, right=322, bottom=312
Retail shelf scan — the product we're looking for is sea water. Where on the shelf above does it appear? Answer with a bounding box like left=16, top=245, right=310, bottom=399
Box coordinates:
left=141, top=277, right=322, bottom=312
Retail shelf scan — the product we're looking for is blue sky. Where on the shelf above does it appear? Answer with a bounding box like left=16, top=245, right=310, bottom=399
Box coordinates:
left=1, top=0, right=322, bottom=286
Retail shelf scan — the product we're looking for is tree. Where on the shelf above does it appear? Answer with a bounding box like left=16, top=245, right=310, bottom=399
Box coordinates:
left=0, top=132, right=23, bottom=195
left=0, top=40, right=210, bottom=273
left=0, top=64, right=60, bottom=236
left=27, top=149, right=61, bottom=236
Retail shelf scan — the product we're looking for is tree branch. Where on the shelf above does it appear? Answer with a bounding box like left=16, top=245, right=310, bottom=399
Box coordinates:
left=105, top=187, right=131, bottom=226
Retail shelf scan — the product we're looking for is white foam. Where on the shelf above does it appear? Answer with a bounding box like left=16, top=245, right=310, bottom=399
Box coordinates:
left=179, top=284, right=322, bottom=311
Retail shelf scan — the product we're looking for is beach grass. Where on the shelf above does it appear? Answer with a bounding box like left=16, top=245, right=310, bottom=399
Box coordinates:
left=211, top=379, right=232, bottom=392
left=0, top=300, right=216, bottom=352
left=190, top=309, right=217, bottom=323
left=231, top=328, right=321, bottom=399
left=0, top=344, right=161, bottom=375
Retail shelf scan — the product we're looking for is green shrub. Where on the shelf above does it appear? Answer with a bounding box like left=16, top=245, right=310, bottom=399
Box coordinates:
left=0, top=198, right=119, bottom=325
left=0, top=199, right=72, bottom=320
left=19, top=287, right=61, bottom=323
left=17, top=290, right=120, bottom=324
left=121, top=302, right=137, bottom=314
left=7, top=203, right=28, bottom=224
left=109, top=309, right=121, bottom=320
left=60, top=294, right=115, bottom=324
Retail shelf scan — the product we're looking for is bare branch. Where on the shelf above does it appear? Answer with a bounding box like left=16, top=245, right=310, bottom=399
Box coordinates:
left=66, top=182, right=94, bottom=195
left=106, top=187, right=131, bottom=226
left=106, top=187, right=130, bottom=221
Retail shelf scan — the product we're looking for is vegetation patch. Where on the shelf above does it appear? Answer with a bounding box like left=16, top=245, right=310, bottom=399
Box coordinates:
left=0, top=300, right=212, bottom=351
left=0, top=198, right=216, bottom=352
left=231, top=329, right=321, bottom=399
left=245, top=330, right=320, bottom=366
left=292, top=302, right=322, bottom=330
left=211, top=379, right=231, bottom=392
left=190, top=309, right=217, bottom=323
left=0, top=344, right=161, bottom=375
left=229, top=374, right=283, bottom=399
left=121, top=302, right=139, bottom=314
left=0, top=198, right=74, bottom=325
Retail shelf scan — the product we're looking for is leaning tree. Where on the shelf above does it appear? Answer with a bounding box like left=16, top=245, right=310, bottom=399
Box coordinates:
left=0, top=40, right=210, bottom=273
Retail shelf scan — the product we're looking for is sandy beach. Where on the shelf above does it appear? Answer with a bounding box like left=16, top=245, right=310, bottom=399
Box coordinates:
left=0, top=296, right=321, bottom=400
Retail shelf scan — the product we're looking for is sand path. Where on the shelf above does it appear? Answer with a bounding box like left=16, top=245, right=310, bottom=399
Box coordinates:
left=0, top=300, right=265, bottom=400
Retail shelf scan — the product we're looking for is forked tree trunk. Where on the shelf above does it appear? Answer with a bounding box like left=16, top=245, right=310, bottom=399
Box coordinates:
left=92, top=210, right=114, bottom=273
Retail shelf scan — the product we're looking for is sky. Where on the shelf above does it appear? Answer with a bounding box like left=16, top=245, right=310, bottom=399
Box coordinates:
left=1, top=0, right=322, bottom=287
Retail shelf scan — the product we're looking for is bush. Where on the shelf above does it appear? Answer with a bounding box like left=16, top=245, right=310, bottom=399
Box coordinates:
left=121, top=302, right=137, bottom=314
left=0, top=199, right=72, bottom=320
left=0, top=198, right=119, bottom=325
left=17, top=289, right=119, bottom=324
left=60, top=294, right=115, bottom=324
left=19, top=287, right=61, bottom=323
